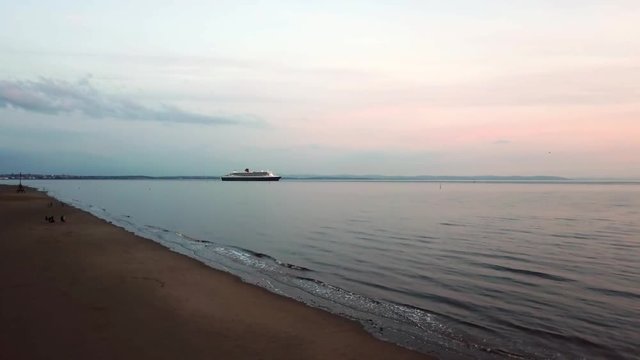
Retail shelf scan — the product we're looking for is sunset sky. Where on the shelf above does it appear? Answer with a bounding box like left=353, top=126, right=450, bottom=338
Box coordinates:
left=1, top=1, right=639, bottom=177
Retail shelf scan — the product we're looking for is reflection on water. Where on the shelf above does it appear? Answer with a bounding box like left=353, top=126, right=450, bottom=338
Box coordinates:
left=20, top=180, right=640, bottom=359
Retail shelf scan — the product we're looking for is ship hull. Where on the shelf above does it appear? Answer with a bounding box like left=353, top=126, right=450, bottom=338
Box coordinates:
left=220, top=176, right=281, bottom=181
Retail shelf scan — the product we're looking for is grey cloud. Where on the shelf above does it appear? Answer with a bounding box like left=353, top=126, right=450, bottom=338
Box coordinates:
left=0, top=77, right=256, bottom=125
left=353, top=64, right=640, bottom=108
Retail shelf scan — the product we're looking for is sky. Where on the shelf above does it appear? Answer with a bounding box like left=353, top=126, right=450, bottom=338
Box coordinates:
left=1, top=0, right=639, bottom=177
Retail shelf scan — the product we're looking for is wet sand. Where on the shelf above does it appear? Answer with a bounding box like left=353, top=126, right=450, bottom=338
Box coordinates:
left=0, top=185, right=432, bottom=359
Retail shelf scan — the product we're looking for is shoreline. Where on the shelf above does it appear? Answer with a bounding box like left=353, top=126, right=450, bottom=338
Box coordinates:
left=0, top=185, right=432, bottom=359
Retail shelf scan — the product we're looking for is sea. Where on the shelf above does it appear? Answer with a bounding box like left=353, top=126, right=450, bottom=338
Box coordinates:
left=8, top=179, right=640, bottom=359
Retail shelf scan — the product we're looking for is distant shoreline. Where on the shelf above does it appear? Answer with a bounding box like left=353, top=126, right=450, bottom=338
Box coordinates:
left=4, top=173, right=640, bottom=184
left=1, top=173, right=569, bottom=181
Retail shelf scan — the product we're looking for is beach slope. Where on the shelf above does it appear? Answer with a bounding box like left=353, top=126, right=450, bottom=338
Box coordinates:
left=0, top=185, right=431, bottom=359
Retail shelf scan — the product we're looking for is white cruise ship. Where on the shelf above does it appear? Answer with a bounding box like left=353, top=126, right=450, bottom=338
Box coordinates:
left=221, top=168, right=281, bottom=181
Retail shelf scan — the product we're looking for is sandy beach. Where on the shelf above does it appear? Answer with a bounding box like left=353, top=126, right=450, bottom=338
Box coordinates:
left=0, top=185, right=431, bottom=359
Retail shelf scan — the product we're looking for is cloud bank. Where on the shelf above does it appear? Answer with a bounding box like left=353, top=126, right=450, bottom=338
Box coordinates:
left=0, top=77, right=255, bottom=125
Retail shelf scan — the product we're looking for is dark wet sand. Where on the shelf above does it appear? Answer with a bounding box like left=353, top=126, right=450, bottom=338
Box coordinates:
left=0, top=185, right=433, bottom=359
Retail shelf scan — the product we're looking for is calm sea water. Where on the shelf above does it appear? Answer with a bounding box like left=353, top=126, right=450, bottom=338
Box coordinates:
left=13, top=180, right=640, bottom=359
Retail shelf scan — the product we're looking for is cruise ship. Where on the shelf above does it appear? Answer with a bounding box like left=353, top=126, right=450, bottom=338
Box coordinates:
left=221, top=169, right=281, bottom=181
